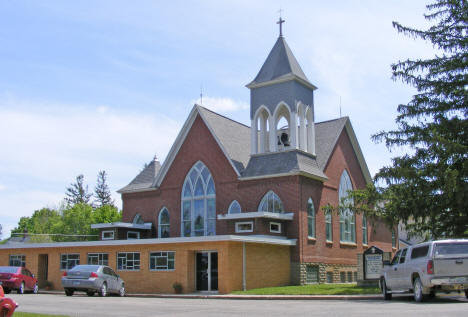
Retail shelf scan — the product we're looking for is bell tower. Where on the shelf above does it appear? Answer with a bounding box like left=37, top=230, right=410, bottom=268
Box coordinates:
left=247, top=18, right=317, bottom=156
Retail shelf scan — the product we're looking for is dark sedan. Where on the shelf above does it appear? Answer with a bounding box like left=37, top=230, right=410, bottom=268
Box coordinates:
left=61, top=265, right=125, bottom=297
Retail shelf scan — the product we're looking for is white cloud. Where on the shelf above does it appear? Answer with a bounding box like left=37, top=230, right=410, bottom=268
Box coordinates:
left=0, top=184, right=5, bottom=191
left=192, top=96, right=249, bottom=112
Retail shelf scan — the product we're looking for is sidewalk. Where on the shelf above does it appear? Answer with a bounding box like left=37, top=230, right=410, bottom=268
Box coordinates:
left=39, top=290, right=382, bottom=300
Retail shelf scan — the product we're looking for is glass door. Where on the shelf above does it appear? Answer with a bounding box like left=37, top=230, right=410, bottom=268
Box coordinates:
left=196, top=252, right=218, bottom=291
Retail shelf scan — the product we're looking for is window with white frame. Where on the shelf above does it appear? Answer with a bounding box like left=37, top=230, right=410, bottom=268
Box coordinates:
left=127, top=231, right=140, bottom=239
left=9, top=255, right=25, bottom=267
left=158, top=207, right=170, bottom=238
left=258, top=191, right=284, bottom=213
left=149, top=251, right=175, bottom=271
left=307, top=198, right=315, bottom=238
left=117, top=252, right=140, bottom=271
left=228, top=200, right=241, bottom=214
left=235, top=221, right=253, bottom=233
left=325, top=210, right=333, bottom=242
left=133, top=213, right=144, bottom=224
left=339, top=170, right=356, bottom=243
left=60, top=254, right=80, bottom=270
left=181, top=161, right=216, bottom=237
left=87, top=253, right=108, bottom=266
left=102, top=230, right=114, bottom=240
left=270, top=222, right=281, bottom=233
left=362, top=214, right=368, bottom=245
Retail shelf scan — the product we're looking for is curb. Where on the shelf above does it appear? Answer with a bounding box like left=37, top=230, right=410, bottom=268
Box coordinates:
left=38, top=290, right=382, bottom=300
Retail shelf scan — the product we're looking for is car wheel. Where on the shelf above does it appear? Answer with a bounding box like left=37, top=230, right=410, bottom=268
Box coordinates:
left=3, top=288, right=11, bottom=294
left=119, top=285, right=125, bottom=297
left=381, top=278, right=392, bottom=300
left=98, top=283, right=107, bottom=297
left=33, top=283, right=39, bottom=294
left=65, top=288, right=74, bottom=296
left=413, top=277, right=425, bottom=302
left=87, top=291, right=95, bottom=297
left=17, top=282, right=25, bottom=294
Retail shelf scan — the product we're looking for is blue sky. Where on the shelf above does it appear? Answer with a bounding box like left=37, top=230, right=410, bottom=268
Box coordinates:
left=0, top=0, right=436, bottom=238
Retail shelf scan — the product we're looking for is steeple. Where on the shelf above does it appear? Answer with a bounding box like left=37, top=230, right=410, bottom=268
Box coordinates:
left=248, top=19, right=317, bottom=157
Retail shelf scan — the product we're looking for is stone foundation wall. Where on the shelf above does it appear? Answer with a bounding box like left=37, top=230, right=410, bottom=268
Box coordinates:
left=292, top=262, right=358, bottom=285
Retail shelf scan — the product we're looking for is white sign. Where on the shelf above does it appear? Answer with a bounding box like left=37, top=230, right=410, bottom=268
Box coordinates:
left=365, top=254, right=382, bottom=279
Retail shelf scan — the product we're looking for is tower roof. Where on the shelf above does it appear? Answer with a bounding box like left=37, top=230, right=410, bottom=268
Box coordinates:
left=247, top=36, right=316, bottom=90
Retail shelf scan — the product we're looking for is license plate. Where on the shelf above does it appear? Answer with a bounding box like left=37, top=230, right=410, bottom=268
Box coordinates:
left=73, top=281, right=80, bottom=286
left=450, top=277, right=466, bottom=283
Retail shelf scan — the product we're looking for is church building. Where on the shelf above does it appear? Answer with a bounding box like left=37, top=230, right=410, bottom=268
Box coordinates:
left=0, top=23, right=395, bottom=294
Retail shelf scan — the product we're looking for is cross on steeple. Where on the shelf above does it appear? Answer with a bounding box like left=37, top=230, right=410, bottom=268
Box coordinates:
left=277, top=9, right=285, bottom=37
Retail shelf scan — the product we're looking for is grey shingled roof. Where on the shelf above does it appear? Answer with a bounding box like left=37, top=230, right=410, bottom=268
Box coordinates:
left=198, top=106, right=251, bottom=173
left=118, top=159, right=161, bottom=193
left=247, top=37, right=311, bottom=87
left=315, top=117, right=348, bottom=170
left=241, top=150, right=327, bottom=179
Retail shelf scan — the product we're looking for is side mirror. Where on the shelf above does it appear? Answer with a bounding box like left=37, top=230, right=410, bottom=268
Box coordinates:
left=383, top=260, right=391, bottom=266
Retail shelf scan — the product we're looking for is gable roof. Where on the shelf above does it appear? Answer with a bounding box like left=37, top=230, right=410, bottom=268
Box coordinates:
left=246, top=37, right=316, bottom=90
left=118, top=108, right=371, bottom=194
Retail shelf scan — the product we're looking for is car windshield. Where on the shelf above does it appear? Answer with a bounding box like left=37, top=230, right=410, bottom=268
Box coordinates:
left=0, top=267, right=19, bottom=273
left=69, top=265, right=100, bottom=272
left=434, top=242, right=468, bottom=256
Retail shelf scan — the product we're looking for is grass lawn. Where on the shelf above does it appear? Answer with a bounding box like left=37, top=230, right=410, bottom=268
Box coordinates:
left=231, top=283, right=380, bottom=295
left=13, top=313, right=69, bottom=317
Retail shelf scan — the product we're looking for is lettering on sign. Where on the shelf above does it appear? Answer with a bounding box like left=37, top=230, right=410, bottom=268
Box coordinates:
left=365, top=254, right=382, bottom=279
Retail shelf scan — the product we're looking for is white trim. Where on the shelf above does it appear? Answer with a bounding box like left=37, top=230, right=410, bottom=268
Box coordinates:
left=218, top=211, right=294, bottom=221
left=158, top=207, right=170, bottom=238
left=344, top=120, right=372, bottom=184
left=269, top=222, right=281, bottom=233
left=0, top=235, right=297, bottom=249
left=101, top=230, right=115, bottom=240
left=228, top=200, right=242, bottom=214
left=235, top=222, right=254, bottom=233
left=239, top=171, right=327, bottom=182
left=91, top=222, right=152, bottom=230
left=148, top=250, right=175, bottom=272
left=127, top=231, right=140, bottom=240
left=246, top=73, right=318, bottom=91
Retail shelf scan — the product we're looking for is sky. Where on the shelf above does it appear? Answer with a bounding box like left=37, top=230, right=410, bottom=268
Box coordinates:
left=0, top=0, right=437, bottom=238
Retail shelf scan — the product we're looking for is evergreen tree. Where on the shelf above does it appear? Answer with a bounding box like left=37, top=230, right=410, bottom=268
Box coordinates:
left=358, top=1, right=467, bottom=239
left=94, top=170, right=114, bottom=207
left=65, top=174, right=92, bottom=206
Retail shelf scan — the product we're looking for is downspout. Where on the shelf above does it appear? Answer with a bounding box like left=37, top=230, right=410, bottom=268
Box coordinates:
left=242, top=242, right=246, bottom=291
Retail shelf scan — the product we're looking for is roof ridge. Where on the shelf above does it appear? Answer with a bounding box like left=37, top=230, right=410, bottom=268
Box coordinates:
left=196, top=104, right=251, bottom=129
left=315, top=116, right=349, bottom=125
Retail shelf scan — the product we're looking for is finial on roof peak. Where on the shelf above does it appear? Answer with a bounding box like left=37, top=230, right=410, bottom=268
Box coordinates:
left=153, top=154, right=159, bottom=163
left=277, top=8, right=285, bottom=37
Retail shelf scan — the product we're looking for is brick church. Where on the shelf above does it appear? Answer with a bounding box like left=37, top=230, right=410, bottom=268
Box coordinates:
left=0, top=25, right=394, bottom=294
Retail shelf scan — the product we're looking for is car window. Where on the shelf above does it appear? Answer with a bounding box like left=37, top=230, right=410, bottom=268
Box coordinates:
left=410, top=245, right=429, bottom=259
left=103, top=267, right=111, bottom=275
left=108, top=268, right=117, bottom=277
left=390, top=250, right=401, bottom=265
left=399, top=249, right=407, bottom=263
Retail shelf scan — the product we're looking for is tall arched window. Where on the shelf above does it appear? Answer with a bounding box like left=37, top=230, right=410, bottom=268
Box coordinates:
left=258, top=191, right=284, bottom=213
left=362, top=214, right=368, bottom=245
left=339, top=170, right=355, bottom=243
left=133, top=213, right=144, bottom=225
left=307, top=198, right=315, bottom=238
left=228, top=200, right=241, bottom=214
left=181, top=161, right=216, bottom=237
left=158, top=207, right=170, bottom=238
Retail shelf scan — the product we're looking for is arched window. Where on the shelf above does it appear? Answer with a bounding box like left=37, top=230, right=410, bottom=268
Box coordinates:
left=181, top=161, right=216, bottom=237
left=133, top=213, right=144, bottom=225
left=228, top=200, right=241, bottom=214
left=339, top=170, right=355, bottom=243
left=307, top=198, right=315, bottom=238
left=158, top=207, right=170, bottom=238
left=258, top=191, right=284, bottom=213
left=362, top=214, right=368, bottom=245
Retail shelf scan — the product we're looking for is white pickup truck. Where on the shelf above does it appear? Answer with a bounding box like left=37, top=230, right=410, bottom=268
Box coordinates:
left=380, top=239, right=468, bottom=302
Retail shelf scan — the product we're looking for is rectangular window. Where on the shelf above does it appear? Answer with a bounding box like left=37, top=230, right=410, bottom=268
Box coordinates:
left=325, top=212, right=332, bottom=242
left=340, top=272, right=346, bottom=283
left=340, top=213, right=356, bottom=243
left=127, top=231, right=140, bottom=239
left=102, top=230, right=114, bottom=240
left=347, top=271, right=353, bottom=282
left=326, top=272, right=334, bottom=283
left=269, top=222, right=281, bottom=233
left=149, top=251, right=175, bottom=271
left=353, top=272, right=357, bottom=282
left=235, top=221, right=253, bottom=233
left=9, top=255, right=25, bottom=267
left=305, top=266, right=319, bottom=284
left=362, top=215, right=368, bottom=245
left=87, top=253, right=109, bottom=266
left=60, top=254, right=80, bottom=270
left=117, top=252, right=140, bottom=271
left=410, top=245, right=429, bottom=259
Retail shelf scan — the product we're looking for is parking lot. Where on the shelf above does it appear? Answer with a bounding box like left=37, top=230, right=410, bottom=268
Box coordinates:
left=8, top=293, right=468, bottom=317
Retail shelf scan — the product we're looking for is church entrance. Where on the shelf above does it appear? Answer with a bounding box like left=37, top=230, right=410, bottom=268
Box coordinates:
left=196, top=252, right=218, bottom=292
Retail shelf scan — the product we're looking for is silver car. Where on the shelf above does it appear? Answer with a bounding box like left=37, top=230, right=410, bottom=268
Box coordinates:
left=61, top=265, right=125, bottom=297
